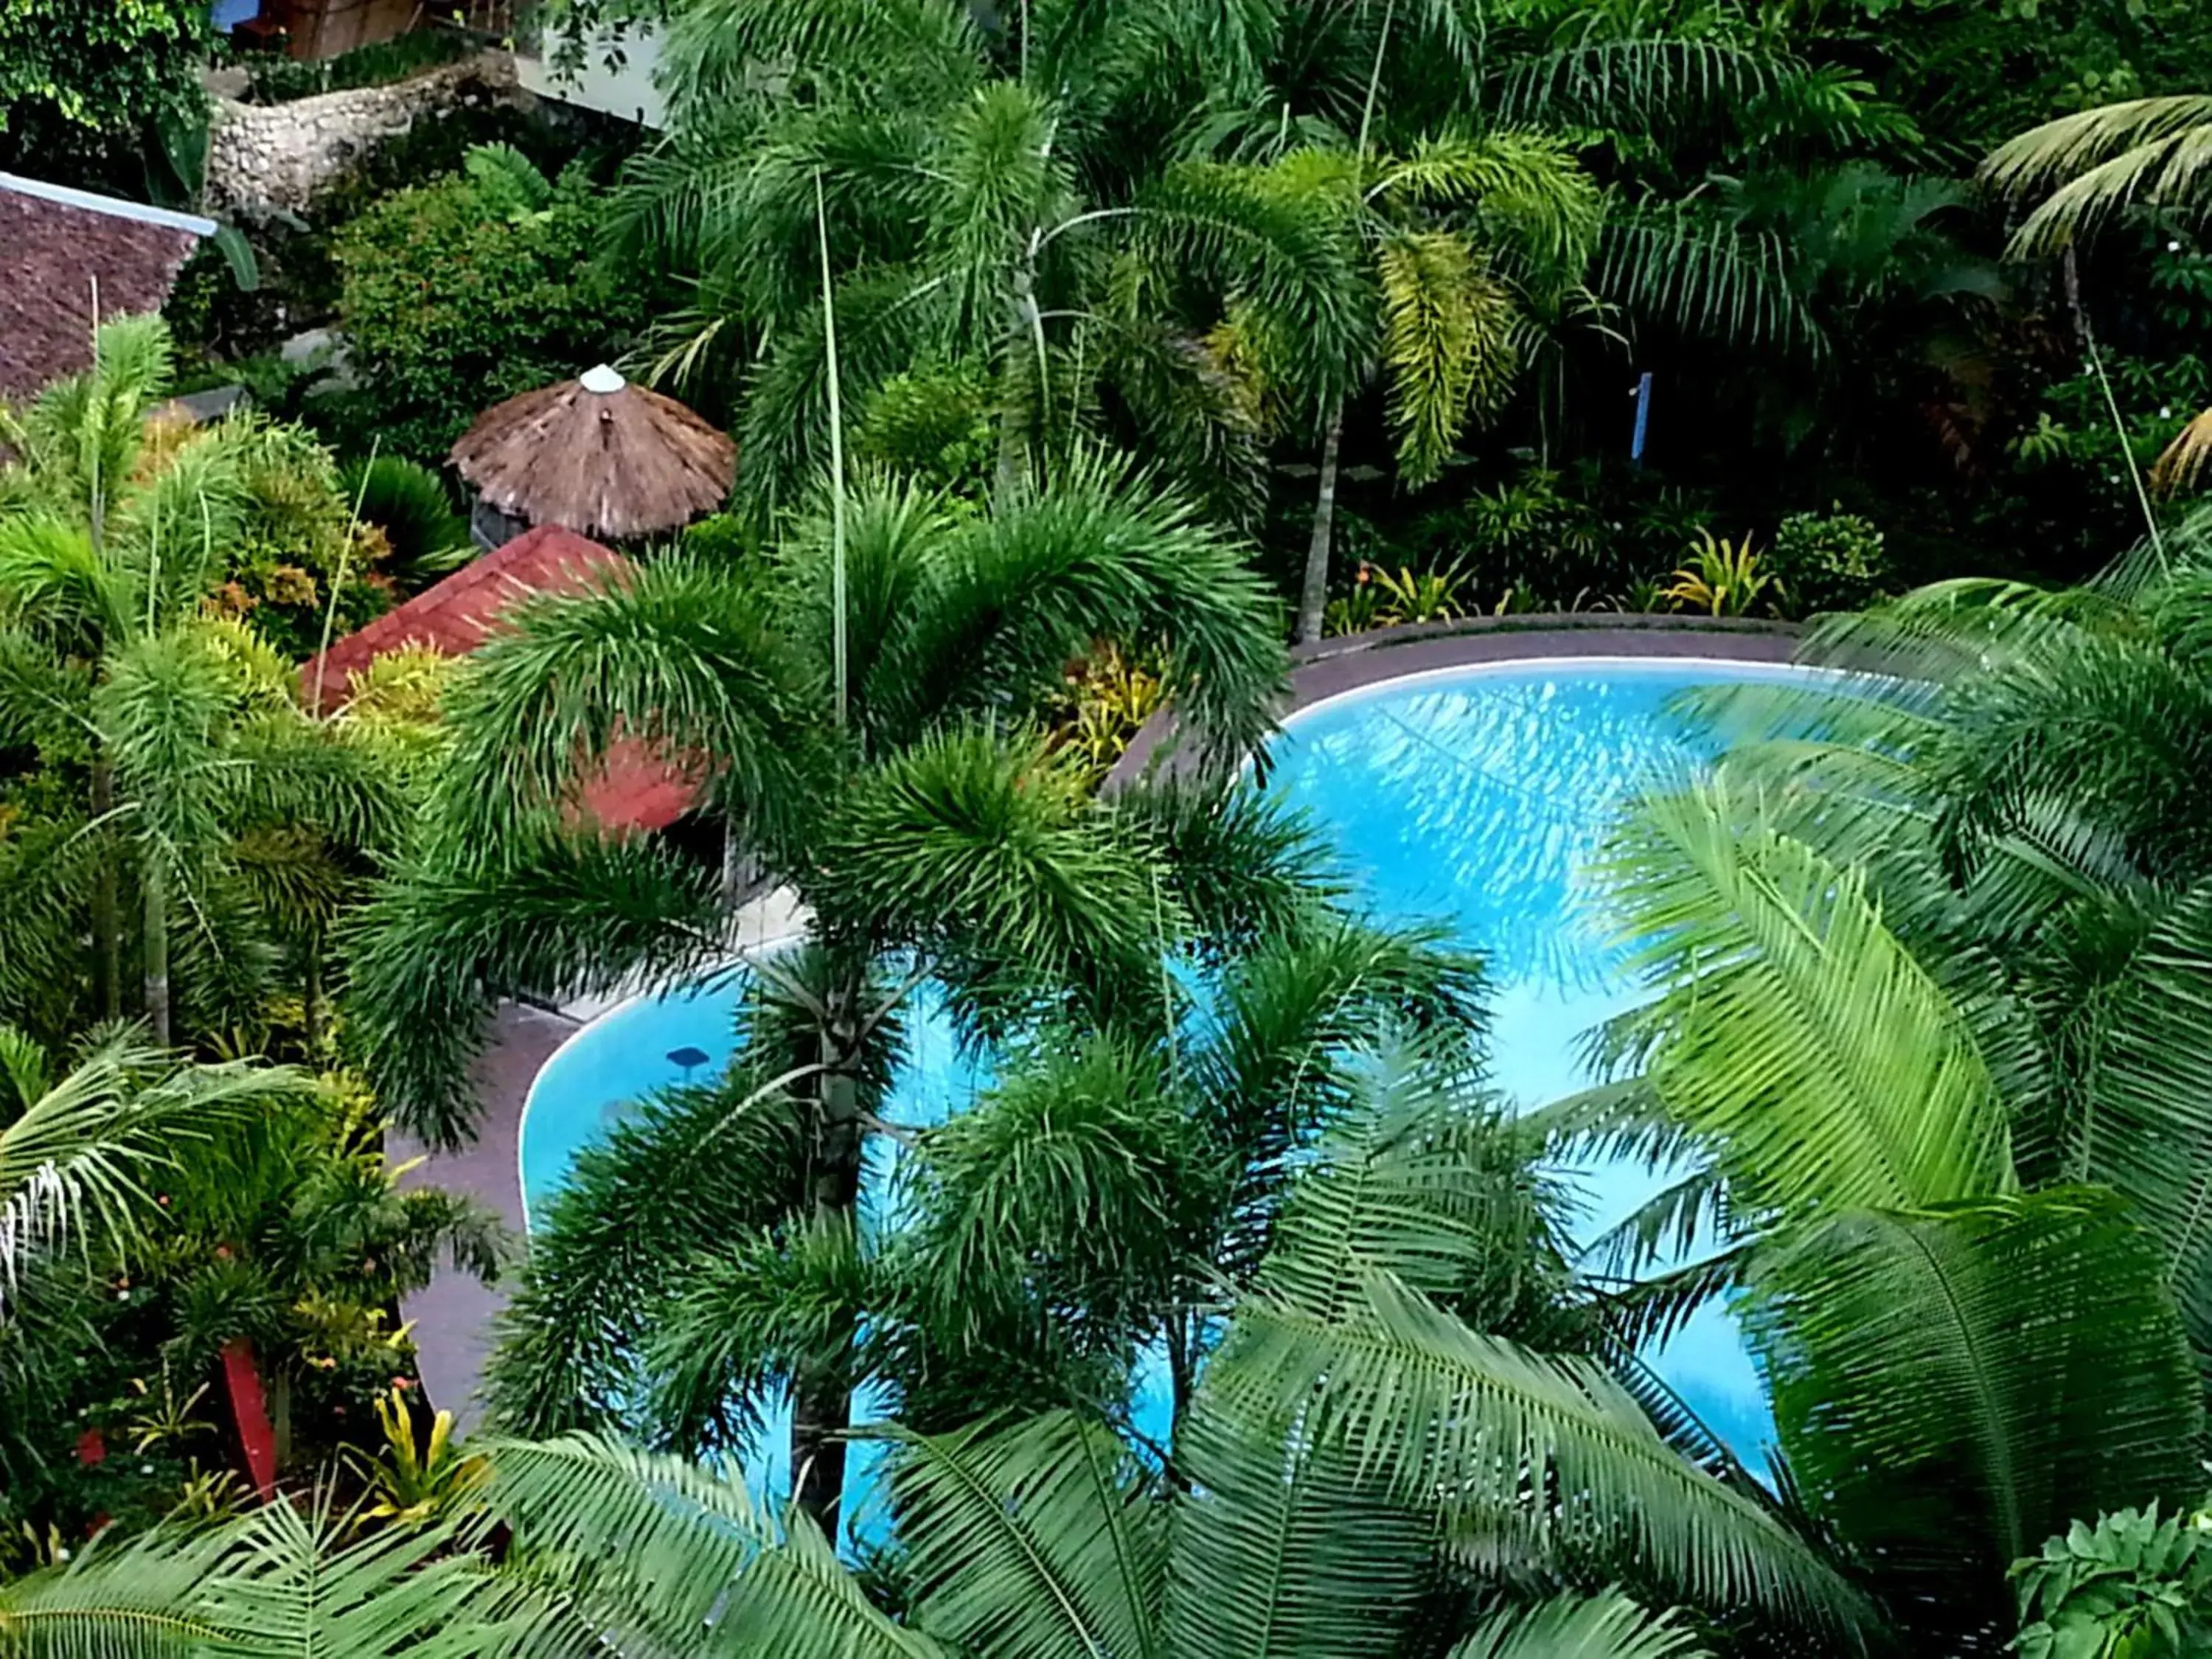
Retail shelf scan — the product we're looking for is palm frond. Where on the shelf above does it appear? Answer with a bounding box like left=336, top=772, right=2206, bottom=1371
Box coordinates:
left=647, top=1214, right=877, bottom=1456
left=1377, top=229, right=1520, bottom=487
left=1213, top=1274, right=1873, bottom=1638
left=1449, top=1590, right=1707, bottom=1659
left=433, top=554, right=825, bottom=851
left=1166, top=1372, right=1437, bottom=1659
left=889, top=1411, right=1163, bottom=1659
left=0, top=1498, right=563, bottom=1658
left=897, top=1034, right=1198, bottom=1363
left=1745, top=1191, right=2202, bottom=1640
left=1593, top=203, right=1818, bottom=353
left=1980, top=97, right=2212, bottom=254
left=1604, top=776, right=2012, bottom=1216
left=2153, top=405, right=2212, bottom=495
left=1194, top=928, right=1495, bottom=1286
left=1138, top=160, right=1373, bottom=414
left=1107, top=778, right=1341, bottom=958
left=344, top=828, right=727, bottom=1147
left=1492, top=38, right=1789, bottom=136
left=2081, top=879, right=2212, bottom=1353
left=483, top=1432, right=939, bottom=1659
left=1, top=1036, right=307, bottom=1321
left=1377, top=131, right=1604, bottom=284
left=880, top=453, right=1288, bottom=764
left=811, top=726, right=1163, bottom=1036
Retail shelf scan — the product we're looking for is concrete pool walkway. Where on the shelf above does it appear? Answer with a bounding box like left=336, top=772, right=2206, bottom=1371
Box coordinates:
left=397, top=616, right=1797, bottom=1430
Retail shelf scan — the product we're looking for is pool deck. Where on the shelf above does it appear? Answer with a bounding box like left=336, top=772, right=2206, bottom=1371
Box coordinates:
left=399, top=616, right=1798, bottom=1430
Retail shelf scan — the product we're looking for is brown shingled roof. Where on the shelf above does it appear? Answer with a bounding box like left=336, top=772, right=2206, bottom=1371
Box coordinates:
left=0, top=175, right=210, bottom=402
left=300, top=524, right=700, bottom=833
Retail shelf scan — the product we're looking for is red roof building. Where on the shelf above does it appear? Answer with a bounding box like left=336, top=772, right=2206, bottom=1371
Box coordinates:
left=300, top=524, right=698, bottom=832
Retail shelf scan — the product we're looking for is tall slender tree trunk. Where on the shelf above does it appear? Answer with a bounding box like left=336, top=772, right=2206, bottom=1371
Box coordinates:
left=89, top=758, right=121, bottom=1021
left=142, top=855, right=170, bottom=1047
left=789, top=1001, right=864, bottom=1540
left=1296, top=400, right=1346, bottom=645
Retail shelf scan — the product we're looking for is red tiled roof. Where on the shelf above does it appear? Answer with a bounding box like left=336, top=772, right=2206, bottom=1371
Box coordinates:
left=0, top=176, right=207, bottom=402
left=301, top=524, right=699, bottom=833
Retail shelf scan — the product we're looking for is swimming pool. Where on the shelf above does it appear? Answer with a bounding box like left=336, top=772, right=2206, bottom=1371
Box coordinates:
left=520, top=654, right=1800, bottom=1505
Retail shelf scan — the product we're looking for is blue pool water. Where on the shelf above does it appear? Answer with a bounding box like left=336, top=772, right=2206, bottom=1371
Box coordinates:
left=521, top=655, right=1800, bottom=1505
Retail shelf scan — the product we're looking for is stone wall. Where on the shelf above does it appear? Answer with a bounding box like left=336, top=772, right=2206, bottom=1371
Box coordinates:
left=205, top=52, right=526, bottom=215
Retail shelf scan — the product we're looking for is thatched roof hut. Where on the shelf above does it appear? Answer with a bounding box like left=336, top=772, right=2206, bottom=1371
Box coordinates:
left=448, top=366, right=736, bottom=543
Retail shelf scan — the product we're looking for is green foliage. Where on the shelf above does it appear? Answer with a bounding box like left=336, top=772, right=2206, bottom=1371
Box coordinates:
left=338, top=457, right=473, bottom=591
left=1769, top=506, right=1889, bottom=614
left=1322, top=562, right=1469, bottom=634
left=1049, top=641, right=1164, bottom=779
left=854, top=360, right=998, bottom=500
left=1983, top=96, right=2212, bottom=257
left=2013, top=1503, right=2212, bottom=1659
left=1663, top=529, right=1776, bottom=617
left=330, top=149, right=653, bottom=462
left=0, top=0, right=210, bottom=186
left=192, top=414, right=396, bottom=658
left=236, top=27, right=474, bottom=105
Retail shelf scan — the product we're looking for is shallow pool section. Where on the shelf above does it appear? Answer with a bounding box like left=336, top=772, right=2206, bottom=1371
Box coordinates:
left=521, top=655, right=1803, bottom=1497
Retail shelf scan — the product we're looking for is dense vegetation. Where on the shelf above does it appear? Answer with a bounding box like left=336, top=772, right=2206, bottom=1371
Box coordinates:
left=0, top=0, right=211, bottom=188
left=3, top=0, right=2212, bottom=1653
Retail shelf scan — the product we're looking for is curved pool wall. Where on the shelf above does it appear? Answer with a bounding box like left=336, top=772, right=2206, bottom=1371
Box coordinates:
left=520, top=653, right=1810, bottom=1519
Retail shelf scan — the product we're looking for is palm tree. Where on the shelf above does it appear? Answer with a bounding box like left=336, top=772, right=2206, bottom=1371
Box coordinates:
left=1, top=1040, right=1873, bottom=1658
left=1981, top=97, right=2212, bottom=492
left=0, top=318, right=419, bottom=1051
left=1152, top=134, right=1601, bottom=641
left=489, top=899, right=1492, bottom=1470
left=614, top=0, right=1339, bottom=523
left=1982, top=95, right=2212, bottom=257
left=1557, top=529, right=2212, bottom=1644
left=348, top=459, right=1290, bottom=1533
left=0, top=1026, right=313, bottom=1489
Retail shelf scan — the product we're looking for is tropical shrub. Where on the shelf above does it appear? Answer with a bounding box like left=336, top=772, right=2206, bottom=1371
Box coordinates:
left=2013, top=1504, right=2212, bottom=1659
left=1322, top=562, right=1468, bottom=635
left=330, top=147, right=651, bottom=462
left=340, top=456, right=474, bottom=591
left=1321, top=578, right=1391, bottom=637
left=852, top=360, right=998, bottom=501
left=1769, top=506, right=1890, bottom=614
left=194, top=413, right=397, bottom=658
left=1664, top=529, right=1777, bottom=616
left=0, top=0, right=211, bottom=187
left=1051, top=641, right=1164, bottom=779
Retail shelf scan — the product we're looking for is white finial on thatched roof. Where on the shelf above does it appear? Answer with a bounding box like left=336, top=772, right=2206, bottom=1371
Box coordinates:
left=448, top=369, right=735, bottom=541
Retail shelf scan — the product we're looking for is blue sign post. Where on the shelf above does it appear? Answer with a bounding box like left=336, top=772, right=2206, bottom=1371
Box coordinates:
left=1630, top=371, right=1653, bottom=466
